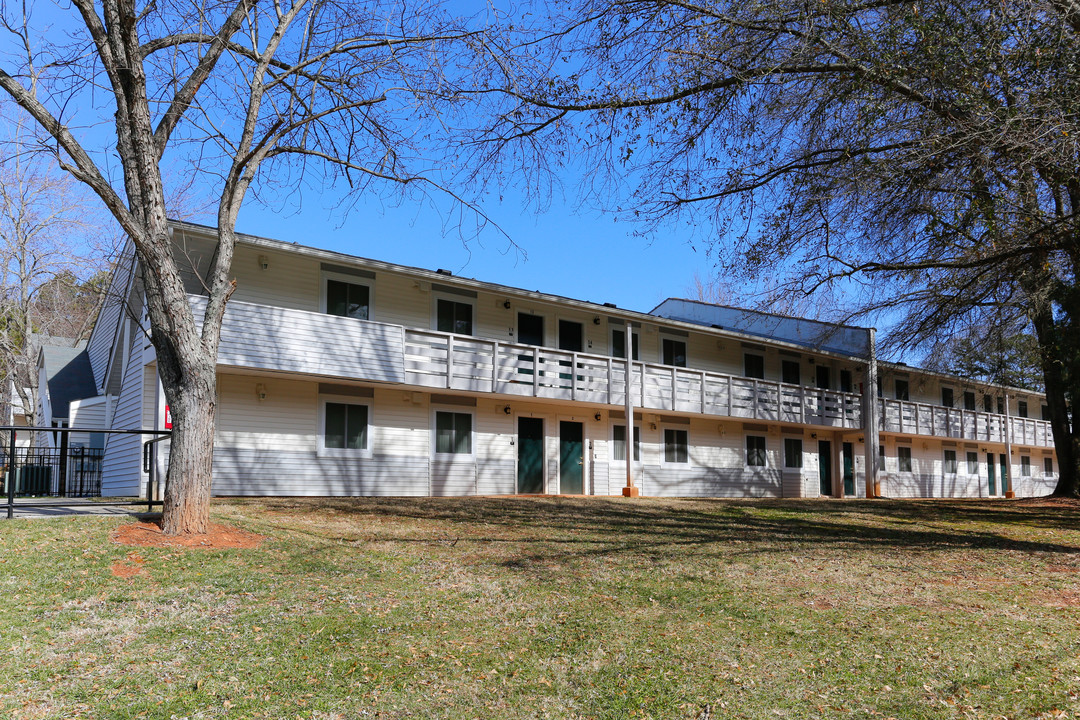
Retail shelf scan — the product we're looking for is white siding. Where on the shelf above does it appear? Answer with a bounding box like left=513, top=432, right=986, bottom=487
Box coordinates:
left=100, top=324, right=145, bottom=497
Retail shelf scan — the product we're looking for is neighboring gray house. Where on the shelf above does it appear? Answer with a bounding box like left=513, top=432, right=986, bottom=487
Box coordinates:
left=68, top=220, right=1058, bottom=500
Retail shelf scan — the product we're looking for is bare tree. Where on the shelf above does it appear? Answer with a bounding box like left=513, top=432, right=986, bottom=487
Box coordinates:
left=0, top=0, right=493, bottom=534
left=0, top=124, right=104, bottom=432
left=481, top=0, right=1080, bottom=496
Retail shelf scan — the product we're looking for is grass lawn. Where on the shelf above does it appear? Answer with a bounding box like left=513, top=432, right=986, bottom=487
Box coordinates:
left=1, top=496, right=1079, bottom=719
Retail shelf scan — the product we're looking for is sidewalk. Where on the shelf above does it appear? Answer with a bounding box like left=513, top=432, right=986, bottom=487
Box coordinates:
left=4, top=497, right=154, bottom=520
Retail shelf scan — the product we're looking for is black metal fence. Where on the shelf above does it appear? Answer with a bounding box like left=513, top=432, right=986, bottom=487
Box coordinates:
left=4, top=446, right=105, bottom=497
left=1, top=426, right=171, bottom=518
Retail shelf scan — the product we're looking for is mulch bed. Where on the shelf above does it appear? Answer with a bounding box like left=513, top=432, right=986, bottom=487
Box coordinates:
left=111, top=519, right=265, bottom=549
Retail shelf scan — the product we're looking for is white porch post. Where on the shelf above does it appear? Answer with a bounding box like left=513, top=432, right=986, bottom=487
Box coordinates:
left=1004, top=391, right=1013, bottom=497
left=863, top=328, right=880, bottom=498
left=623, top=323, right=638, bottom=497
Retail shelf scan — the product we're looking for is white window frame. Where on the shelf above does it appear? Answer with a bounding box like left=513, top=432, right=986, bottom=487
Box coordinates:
left=320, top=270, right=374, bottom=320
left=746, top=434, right=767, bottom=469
left=610, top=326, right=640, bottom=360
left=317, top=394, right=373, bottom=458
left=897, top=446, right=913, bottom=473
left=783, top=436, right=804, bottom=470
left=432, top=295, right=476, bottom=336
left=943, top=448, right=958, bottom=476
left=660, top=336, right=688, bottom=368
left=610, top=423, right=642, bottom=463
left=661, top=426, right=690, bottom=466
left=431, top=407, right=476, bottom=458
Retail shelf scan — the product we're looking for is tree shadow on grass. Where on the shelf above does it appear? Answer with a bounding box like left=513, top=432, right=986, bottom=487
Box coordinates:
left=229, top=496, right=1080, bottom=569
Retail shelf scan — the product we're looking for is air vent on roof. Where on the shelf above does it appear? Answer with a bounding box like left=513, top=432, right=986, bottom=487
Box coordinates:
left=603, top=302, right=617, bottom=308
left=711, top=324, right=724, bottom=330
left=436, top=269, right=452, bottom=276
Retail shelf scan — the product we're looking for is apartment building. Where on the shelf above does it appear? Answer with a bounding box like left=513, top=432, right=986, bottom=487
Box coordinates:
left=74, top=220, right=1058, bottom=500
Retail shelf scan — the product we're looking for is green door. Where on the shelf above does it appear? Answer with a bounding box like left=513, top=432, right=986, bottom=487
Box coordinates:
left=842, top=442, right=855, bottom=496
left=818, top=440, right=832, bottom=496
left=987, top=452, right=996, bottom=495
left=560, top=421, right=584, bottom=494
left=1000, top=454, right=1010, bottom=494
left=517, top=417, right=544, bottom=494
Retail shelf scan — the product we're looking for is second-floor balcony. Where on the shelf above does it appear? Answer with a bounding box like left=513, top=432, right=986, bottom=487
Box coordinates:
left=194, top=295, right=863, bottom=429
left=878, top=398, right=1054, bottom=448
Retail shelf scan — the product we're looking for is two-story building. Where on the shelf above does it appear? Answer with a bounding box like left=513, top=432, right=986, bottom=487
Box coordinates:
left=73, top=220, right=1058, bottom=500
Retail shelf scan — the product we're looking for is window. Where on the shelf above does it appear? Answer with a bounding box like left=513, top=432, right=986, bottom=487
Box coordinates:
left=518, top=312, right=544, bottom=346
left=612, top=425, right=641, bottom=462
left=876, top=377, right=883, bottom=397
left=782, top=360, right=801, bottom=385
left=662, top=338, right=687, bottom=367
left=612, top=328, right=640, bottom=360
left=1018, top=401, right=1028, bottom=418
left=964, top=391, right=976, bottom=411
left=839, top=370, right=852, bottom=393
left=558, top=319, right=583, bottom=352
left=1021, top=456, right=1031, bottom=477
left=941, top=388, right=954, bottom=408
left=1043, top=405, right=1050, bottom=421
left=664, top=429, right=689, bottom=464
left=895, top=380, right=909, bottom=401
left=966, top=452, right=978, bottom=475
left=744, top=353, right=765, bottom=379
left=1045, top=457, right=1054, bottom=476
left=997, top=397, right=1005, bottom=415
left=746, top=435, right=767, bottom=467
left=435, top=411, right=472, bottom=455
left=437, top=299, right=473, bottom=335
left=815, top=365, right=830, bottom=390
left=326, top=279, right=370, bottom=320
left=322, top=400, right=369, bottom=452
left=784, top=438, right=803, bottom=469
left=984, top=394, right=993, bottom=413
left=898, top=446, right=912, bottom=472
left=943, top=449, right=957, bottom=474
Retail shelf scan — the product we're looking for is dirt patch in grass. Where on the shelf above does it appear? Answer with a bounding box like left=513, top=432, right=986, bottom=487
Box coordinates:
left=110, top=551, right=148, bottom=578
left=111, top=519, right=264, bottom=549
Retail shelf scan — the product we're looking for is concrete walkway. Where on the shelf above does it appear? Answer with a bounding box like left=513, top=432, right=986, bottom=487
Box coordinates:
left=3, top=497, right=156, bottom=519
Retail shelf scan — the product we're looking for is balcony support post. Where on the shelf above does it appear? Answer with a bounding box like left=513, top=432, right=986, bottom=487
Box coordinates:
left=446, top=335, right=454, bottom=390
left=622, top=324, right=638, bottom=497
left=1004, top=391, right=1013, bottom=496
left=491, top=341, right=500, bottom=393
left=863, top=328, right=881, bottom=498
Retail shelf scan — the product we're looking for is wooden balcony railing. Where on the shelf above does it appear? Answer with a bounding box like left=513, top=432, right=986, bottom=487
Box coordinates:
left=878, top=398, right=1054, bottom=448
left=403, top=329, right=862, bottom=428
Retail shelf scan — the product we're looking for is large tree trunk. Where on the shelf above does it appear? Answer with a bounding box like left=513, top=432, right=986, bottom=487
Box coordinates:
left=158, top=360, right=217, bottom=535
left=1029, top=271, right=1079, bottom=498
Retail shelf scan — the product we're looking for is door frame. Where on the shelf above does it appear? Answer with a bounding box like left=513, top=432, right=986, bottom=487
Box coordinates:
left=515, top=414, right=546, bottom=495
left=557, top=415, right=588, bottom=495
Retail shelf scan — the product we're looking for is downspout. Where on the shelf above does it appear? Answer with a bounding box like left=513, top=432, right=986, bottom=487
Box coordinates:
left=863, top=328, right=880, bottom=498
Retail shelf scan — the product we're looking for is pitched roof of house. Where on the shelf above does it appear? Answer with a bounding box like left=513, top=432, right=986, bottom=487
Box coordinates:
left=39, top=340, right=98, bottom=419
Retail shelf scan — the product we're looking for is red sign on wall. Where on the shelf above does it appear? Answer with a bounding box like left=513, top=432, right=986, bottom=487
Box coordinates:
left=164, top=405, right=172, bottom=430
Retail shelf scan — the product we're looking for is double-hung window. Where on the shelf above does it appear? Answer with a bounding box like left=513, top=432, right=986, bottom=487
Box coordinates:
left=966, top=452, right=978, bottom=475
left=612, top=328, right=640, bottom=360
left=325, top=278, right=371, bottom=320
left=662, top=338, right=687, bottom=367
left=1021, top=456, right=1031, bottom=477
left=1045, top=457, right=1054, bottom=476
left=744, top=354, right=765, bottom=380
left=437, top=299, right=473, bottom=336
left=612, top=425, right=641, bottom=462
left=664, top=429, right=689, bottom=464
left=320, top=398, right=371, bottom=456
left=435, top=411, right=472, bottom=455
left=898, top=446, right=912, bottom=473
left=943, top=449, right=957, bottom=475
left=746, top=435, right=767, bottom=467
left=784, top=438, right=803, bottom=469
